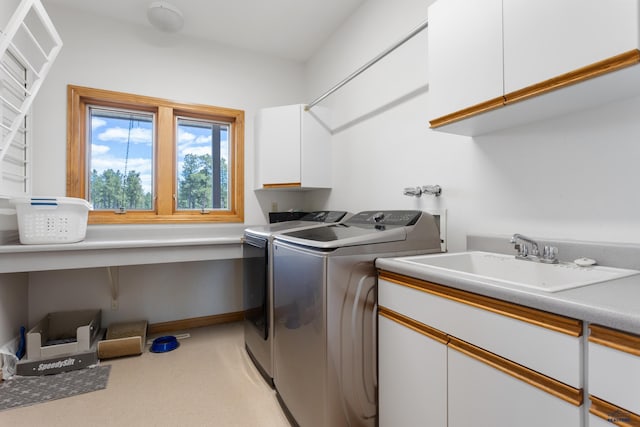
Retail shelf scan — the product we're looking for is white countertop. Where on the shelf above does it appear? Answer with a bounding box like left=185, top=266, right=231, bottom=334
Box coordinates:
left=0, top=224, right=246, bottom=273
left=376, top=255, right=640, bottom=336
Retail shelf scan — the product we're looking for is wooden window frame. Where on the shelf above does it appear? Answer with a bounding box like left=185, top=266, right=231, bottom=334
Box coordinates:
left=67, top=85, right=244, bottom=224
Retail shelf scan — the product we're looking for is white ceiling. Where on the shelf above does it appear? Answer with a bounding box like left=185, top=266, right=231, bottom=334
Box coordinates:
left=41, top=0, right=367, bottom=62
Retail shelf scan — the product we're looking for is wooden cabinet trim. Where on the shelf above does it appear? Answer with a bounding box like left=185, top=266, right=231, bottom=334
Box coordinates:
left=379, top=306, right=449, bottom=345
left=449, top=336, right=583, bottom=406
left=429, top=96, right=505, bottom=128
left=506, top=50, right=640, bottom=105
left=378, top=270, right=582, bottom=337
left=262, top=182, right=302, bottom=189
left=590, top=395, right=640, bottom=426
left=589, top=324, right=640, bottom=357
left=429, top=49, right=640, bottom=129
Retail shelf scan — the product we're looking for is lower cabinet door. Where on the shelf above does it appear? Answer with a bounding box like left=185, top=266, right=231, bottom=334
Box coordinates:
left=447, top=344, right=583, bottom=427
left=378, top=312, right=447, bottom=427
left=588, top=414, right=616, bottom=427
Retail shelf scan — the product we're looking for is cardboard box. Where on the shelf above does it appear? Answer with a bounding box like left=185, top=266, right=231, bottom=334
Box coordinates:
left=16, top=332, right=102, bottom=376
left=98, top=320, right=147, bottom=359
left=26, top=310, right=101, bottom=360
left=16, top=309, right=103, bottom=376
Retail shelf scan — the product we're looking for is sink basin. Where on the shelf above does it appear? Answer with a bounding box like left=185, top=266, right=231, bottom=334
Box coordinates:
left=395, top=251, right=640, bottom=292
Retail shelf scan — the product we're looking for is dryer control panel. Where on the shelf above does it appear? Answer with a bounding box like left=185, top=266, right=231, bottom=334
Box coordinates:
left=345, top=210, right=422, bottom=227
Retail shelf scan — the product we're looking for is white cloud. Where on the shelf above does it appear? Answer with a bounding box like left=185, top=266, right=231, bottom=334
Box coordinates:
left=98, top=127, right=152, bottom=143
left=91, top=157, right=151, bottom=174
left=195, top=135, right=212, bottom=144
left=91, top=144, right=110, bottom=155
left=182, top=146, right=212, bottom=156
left=178, top=130, right=196, bottom=144
left=92, top=118, right=107, bottom=130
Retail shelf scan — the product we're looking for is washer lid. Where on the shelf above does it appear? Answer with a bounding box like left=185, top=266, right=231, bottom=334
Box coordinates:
left=275, top=210, right=426, bottom=249
left=244, top=210, right=349, bottom=238
left=278, top=223, right=408, bottom=247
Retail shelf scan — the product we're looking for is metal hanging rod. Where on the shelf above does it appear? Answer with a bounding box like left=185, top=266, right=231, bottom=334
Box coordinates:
left=305, top=18, right=428, bottom=111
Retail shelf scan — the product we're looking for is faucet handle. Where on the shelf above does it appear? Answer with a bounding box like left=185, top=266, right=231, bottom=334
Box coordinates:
left=542, top=245, right=559, bottom=263
left=516, top=243, right=529, bottom=257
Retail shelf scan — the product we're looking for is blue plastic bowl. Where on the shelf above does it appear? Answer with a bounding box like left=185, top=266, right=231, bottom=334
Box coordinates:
left=150, top=335, right=180, bottom=353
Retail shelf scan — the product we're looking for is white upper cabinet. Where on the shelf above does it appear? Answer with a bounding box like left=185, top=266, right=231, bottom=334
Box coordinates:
left=503, top=0, right=640, bottom=93
left=428, top=0, right=503, bottom=120
left=255, top=104, right=331, bottom=190
left=428, top=0, right=640, bottom=136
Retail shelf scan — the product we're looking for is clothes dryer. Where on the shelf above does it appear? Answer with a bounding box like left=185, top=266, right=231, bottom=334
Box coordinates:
left=243, top=211, right=348, bottom=386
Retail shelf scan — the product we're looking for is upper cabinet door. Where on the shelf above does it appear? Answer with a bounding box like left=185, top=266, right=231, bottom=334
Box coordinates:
left=255, top=104, right=331, bottom=190
left=256, top=104, right=302, bottom=187
left=428, top=0, right=504, bottom=120
left=503, top=0, right=640, bottom=93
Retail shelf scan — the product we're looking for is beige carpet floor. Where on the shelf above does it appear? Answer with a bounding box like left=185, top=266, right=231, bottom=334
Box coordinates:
left=0, top=321, right=290, bottom=426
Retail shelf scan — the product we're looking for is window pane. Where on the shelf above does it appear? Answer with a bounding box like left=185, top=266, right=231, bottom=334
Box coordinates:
left=176, top=117, right=230, bottom=211
left=88, top=107, right=154, bottom=210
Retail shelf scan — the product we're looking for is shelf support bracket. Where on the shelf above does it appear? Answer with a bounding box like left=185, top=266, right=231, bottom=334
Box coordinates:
left=106, top=266, right=119, bottom=310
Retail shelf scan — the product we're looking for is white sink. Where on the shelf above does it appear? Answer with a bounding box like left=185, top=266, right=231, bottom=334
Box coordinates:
left=395, top=251, right=640, bottom=292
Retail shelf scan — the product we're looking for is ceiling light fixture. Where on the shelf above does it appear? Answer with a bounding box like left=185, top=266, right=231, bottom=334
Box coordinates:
left=147, top=1, right=184, bottom=33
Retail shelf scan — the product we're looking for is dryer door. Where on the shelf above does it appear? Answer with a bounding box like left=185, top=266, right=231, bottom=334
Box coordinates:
left=243, top=235, right=268, bottom=339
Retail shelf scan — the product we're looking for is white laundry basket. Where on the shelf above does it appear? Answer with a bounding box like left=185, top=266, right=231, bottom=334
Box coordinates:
left=10, top=197, right=92, bottom=244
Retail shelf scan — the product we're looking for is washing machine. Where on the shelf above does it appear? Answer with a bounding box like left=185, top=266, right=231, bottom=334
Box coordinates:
left=243, top=210, right=349, bottom=386
left=271, top=210, right=444, bottom=427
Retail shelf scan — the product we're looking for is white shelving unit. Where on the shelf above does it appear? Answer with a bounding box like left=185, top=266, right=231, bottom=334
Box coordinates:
left=0, top=0, right=62, bottom=196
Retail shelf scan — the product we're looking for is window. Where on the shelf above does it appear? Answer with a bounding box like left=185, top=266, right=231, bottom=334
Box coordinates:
left=67, top=85, right=244, bottom=224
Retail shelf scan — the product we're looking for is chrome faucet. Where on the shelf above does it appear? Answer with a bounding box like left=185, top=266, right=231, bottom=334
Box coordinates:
left=510, top=234, right=558, bottom=264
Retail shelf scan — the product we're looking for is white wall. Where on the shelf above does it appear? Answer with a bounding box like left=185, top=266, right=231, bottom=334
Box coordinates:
left=33, top=4, right=310, bottom=223
left=20, top=4, right=312, bottom=329
left=11, top=0, right=640, bottom=336
left=0, top=0, right=20, bottom=29
left=28, top=260, right=242, bottom=326
left=306, top=0, right=640, bottom=252
left=0, top=273, right=28, bottom=345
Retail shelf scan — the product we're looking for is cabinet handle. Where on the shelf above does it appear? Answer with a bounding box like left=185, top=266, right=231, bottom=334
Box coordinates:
left=378, top=306, right=448, bottom=345
left=589, top=324, right=640, bottom=357
left=378, top=270, right=582, bottom=337
left=430, top=96, right=505, bottom=128
left=262, top=182, right=301, bottom=189
left=430, top=49, right=640, bottom=129
left=448, top=336, right=583, bottom=406
left=506, top=50, right=640, bottom=105
left=589, top=395, right=640, bottom=426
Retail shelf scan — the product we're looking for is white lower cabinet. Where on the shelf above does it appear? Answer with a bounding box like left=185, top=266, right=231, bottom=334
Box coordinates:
left=588, top=414, right=618, bottom=427
left=378, top=311, right=447, bottom=426
left=378, top=272, right=584, bottom=427
left=588, top=325, right=640, bottom=425
left=448, top=342, right=581, bottom=427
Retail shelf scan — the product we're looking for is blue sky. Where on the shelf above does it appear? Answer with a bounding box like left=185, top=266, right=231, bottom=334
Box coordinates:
left=90, top=112, right=229, bottom=194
